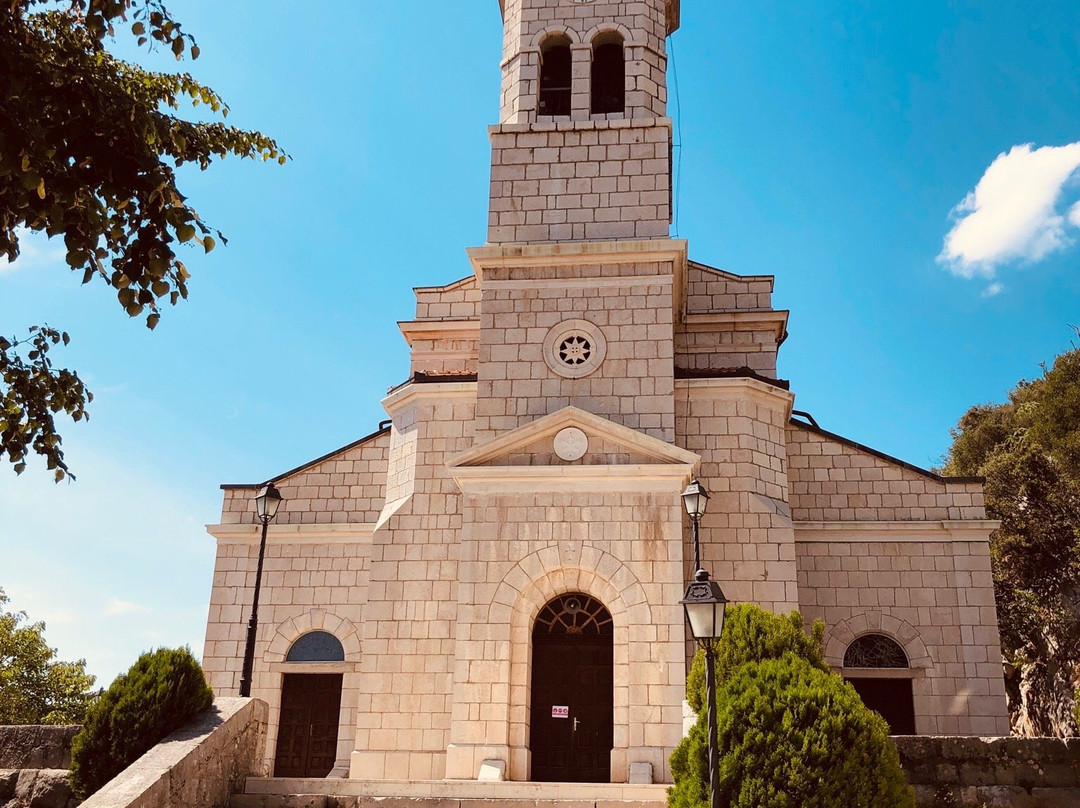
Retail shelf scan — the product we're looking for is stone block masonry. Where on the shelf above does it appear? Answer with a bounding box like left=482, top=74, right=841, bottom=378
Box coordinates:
left=896, top=735, right=1080, bottom=807
left=488, top=120, right=672, bottom=243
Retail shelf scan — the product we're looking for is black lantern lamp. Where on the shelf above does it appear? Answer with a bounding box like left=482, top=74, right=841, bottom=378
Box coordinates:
left=254, top=482, right=283, bottom=523
left=681, top=478, right=710, bottom=572
left=239, top=482, right=284, bottom=697
left=680, top=568, right=728, bottom=643
left=681, top=478, right=711, bottom=521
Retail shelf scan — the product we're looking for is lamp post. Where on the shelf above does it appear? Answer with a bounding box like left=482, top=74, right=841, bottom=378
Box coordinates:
left=239, top=482, right=283, bottom=698
left=681, top=479, right=710, bottom=572
left=681, top=569, right=728, bottom=808
left=680, top=478, right=727, bottom=808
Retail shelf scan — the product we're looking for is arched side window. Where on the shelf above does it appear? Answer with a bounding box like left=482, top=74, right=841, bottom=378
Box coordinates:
left=591, top=33, right=625, bottom=115
left=286, top=630, right=345, bottom=663
left=538, top=35, right=572, bottom=117
left=843, top=634, right=908, bottom=668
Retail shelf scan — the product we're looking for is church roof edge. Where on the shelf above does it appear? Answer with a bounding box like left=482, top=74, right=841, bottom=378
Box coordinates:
left=789, top=417, right=984, bottom=485
left=220, top=423, right=392, bottom=490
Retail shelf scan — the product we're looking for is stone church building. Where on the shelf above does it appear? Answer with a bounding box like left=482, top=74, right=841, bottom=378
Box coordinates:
left=202, top=0, right=1010, bottom=786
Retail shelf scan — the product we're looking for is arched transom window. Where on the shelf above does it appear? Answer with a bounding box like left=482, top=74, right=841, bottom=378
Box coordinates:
left=286, top=631, right=345, bottom=663
left=533, top=593, right=613, bottom=637
left=843, top=634, right=908, bottom=669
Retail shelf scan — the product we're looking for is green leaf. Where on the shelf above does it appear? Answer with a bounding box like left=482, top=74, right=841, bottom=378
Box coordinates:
left=176, top=223, right=196, bottom=243
left=202, top=236, right=215, bottom=253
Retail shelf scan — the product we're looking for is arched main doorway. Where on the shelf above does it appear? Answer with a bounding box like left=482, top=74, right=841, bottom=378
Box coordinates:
left=529, top=593, right=614, bottom=782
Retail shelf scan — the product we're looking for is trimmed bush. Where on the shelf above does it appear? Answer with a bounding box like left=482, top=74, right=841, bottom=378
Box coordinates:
left=685, top=603, right=827, bottom=712
left=68, top=647, right=213, bottom=799
left=670, top=653, right=914, bottom=808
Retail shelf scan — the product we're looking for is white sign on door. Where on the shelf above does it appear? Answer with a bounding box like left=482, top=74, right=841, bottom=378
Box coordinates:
left=551, top=705, right=569, bottom=718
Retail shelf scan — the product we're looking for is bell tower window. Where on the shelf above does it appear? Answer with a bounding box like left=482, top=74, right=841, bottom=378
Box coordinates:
left=591, top=34, right=625, bottom=115
left=538, top=36, right=572, bottom=117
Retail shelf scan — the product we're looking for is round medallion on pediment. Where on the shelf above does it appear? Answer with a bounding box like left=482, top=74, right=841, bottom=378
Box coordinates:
left=553, top=427, right=589, bottom=462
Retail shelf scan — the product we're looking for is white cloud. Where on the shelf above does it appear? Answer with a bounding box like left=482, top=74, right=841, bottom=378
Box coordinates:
left=939, top=143, right=1080, bottom=278
left=982, top=282, right=1005, bottom=298
left=105, top=598, right=150, bottom=616
left=1, top=227, right=66, bottom=274
left=1070, top=201, right=1080, bottom=228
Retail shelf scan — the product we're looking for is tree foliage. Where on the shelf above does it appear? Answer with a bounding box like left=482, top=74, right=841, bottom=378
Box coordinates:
left=0, top=587, right=97, bottom=725
left=671, top=607, right=912, bottom=808
left=1, top=0, right=284, bottom=480
left=942, top=346, right=1080, bottom=736
left=69, top=646, right=213, bottom=799
left=685, top=603, right=827, bottom=712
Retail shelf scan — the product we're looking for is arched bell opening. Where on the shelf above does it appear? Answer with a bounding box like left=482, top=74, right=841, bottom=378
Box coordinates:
left=590, top=33, right=625, bottom=115
left=529, top=593, right=614, bottom=782
left=539, top=34, right=573, bottom=117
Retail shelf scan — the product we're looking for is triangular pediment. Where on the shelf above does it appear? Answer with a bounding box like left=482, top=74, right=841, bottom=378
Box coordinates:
left=447, top=408, right=700, bottom=494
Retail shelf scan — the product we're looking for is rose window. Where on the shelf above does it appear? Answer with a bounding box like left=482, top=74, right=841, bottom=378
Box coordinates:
left=558, top=335, right=592, bottom=366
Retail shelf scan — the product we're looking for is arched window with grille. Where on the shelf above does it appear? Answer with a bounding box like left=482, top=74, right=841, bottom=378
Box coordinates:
left=538, top=35, right=572, bottom=117
left=843, top=633, right=917, bottom=735
left=591, top=33, right=625, bottom=115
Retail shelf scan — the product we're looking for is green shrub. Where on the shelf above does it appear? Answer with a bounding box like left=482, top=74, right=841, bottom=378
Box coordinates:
left=670, top=653, right=914, bottom=808
left=69, top=647, right=213, bottom=799
left=686, top=603, right=827, bottom=712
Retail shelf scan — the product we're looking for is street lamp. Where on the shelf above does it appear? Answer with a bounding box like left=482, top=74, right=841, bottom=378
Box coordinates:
left=681, top=479, right=710, bottom=571
left=239, top=482, right=283, bottom=697
left=681, top=568, right=728, bottom=808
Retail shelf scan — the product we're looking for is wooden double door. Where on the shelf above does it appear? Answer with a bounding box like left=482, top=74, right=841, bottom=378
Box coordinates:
left=529, top=595, right=614, bottom=782
left=274, top=673, right=342, bottom=777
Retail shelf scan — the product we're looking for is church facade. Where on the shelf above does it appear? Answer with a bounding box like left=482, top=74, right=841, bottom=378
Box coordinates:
left=202, top=0, right=1010, bottom=785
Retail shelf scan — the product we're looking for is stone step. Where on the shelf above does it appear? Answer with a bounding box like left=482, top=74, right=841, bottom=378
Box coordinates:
left=233, top=796, right=662, bottom=808
left=231, top=794, right=329, bottom=808
left=243, top=778, right=668, bottom=804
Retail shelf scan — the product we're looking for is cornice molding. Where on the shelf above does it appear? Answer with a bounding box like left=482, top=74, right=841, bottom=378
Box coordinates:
left=794, top=519, right=1000, bottom=543
left=206, top=523, right=375, bottom=544
left=382, top=381, right=477, bottom=415
left=675, top=376, right=795, bottom=416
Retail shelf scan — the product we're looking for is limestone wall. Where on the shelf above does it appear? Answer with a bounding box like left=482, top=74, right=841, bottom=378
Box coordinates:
left=473, top=257, right=676, bottom=442
left=78, top=698, right=267, bottom=808
left=675, top=377, right=799, bottom=613
left=488, top=121, right=672, bottom=243
left=896, top=735, right=1080, bottom=807
left=787, top=422, right=985, bottom=522
left=796, top=534, right=1009, bottom=736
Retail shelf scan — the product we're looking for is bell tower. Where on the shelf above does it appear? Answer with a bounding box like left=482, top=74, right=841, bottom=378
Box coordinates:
left=488, top=0, right=680, bottom=243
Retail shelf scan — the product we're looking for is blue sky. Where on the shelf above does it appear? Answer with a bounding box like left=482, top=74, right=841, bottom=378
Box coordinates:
left=2, top=0, right=1080, bottom=686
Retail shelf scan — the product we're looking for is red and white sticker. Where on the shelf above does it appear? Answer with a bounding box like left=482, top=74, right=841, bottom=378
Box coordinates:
left=551, top=705, right=569, bottom=718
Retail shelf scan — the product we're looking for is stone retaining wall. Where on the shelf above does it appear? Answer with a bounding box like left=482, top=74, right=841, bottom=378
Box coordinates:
left=78, top=697, right=267, bottom=808
left=0, top=726, right=79, bottom=770
left=896, top=735, right=1080, bottom=807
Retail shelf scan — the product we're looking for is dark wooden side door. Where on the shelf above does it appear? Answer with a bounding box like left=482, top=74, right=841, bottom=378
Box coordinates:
left=846, top=677, right=917, bottom=735
left=530, top=634, right=614, bottom=782
left=274, top=673, right=343, bottom=777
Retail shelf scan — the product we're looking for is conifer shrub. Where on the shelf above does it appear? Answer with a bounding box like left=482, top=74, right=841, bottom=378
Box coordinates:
left=685, top=603, right=827, bottom=711
left=69, top=647, right=214, bottom=799
left=671, top=653, right=914, bottom=808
